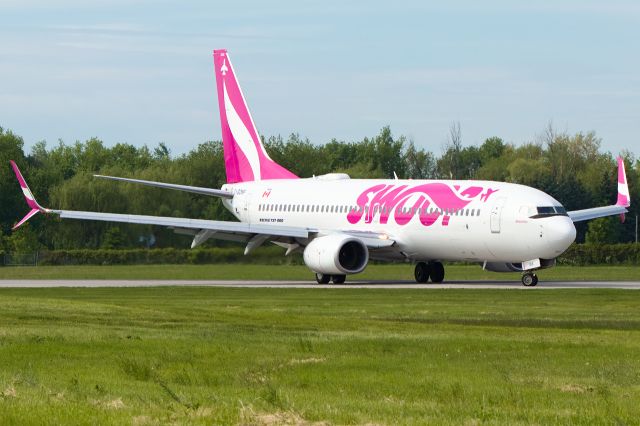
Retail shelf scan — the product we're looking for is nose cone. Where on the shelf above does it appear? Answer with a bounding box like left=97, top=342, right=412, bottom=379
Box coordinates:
left=544, top=216, right=576, bottom=256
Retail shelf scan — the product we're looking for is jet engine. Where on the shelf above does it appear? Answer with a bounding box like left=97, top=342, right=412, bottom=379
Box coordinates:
left=303, top=234, right=369, bottom=275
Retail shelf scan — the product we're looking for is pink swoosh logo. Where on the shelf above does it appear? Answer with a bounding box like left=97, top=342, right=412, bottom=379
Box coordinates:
left=347, top=183, right=498, bottom=227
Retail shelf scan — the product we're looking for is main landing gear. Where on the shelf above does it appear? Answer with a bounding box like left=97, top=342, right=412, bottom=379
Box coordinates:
left=414, top=261, right=445, bottom=283
left=315, top=273, right=346, bottom=285
left=521, top=272, right=538, bottom=287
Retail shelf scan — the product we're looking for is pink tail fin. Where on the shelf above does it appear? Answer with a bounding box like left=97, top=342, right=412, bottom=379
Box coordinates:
left=213, top=49, right=298, bottom=183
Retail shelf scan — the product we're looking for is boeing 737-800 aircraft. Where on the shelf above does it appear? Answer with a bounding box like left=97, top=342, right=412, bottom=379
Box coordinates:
left=11, top=49, right=631, bottom=286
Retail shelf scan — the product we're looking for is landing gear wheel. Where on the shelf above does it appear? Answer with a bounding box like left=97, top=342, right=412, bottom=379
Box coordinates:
left=430, top=262, right=445, bottom=283
left=522, top=272, right=538, bottom=287
left=414, top=262, right=430, bottom=283
left=332, top=274, right=346, bottom=284
left=315, top=273, right=330, bottom=284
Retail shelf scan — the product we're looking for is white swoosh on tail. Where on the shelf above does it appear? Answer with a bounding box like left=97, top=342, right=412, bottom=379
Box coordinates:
left=224, top=82, right=261, bottom=180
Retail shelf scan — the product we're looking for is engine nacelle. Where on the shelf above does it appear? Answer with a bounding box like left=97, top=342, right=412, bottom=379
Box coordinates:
left=484, top=258, right=556, bottom=273
left=303, top=234, right=369, bottom=275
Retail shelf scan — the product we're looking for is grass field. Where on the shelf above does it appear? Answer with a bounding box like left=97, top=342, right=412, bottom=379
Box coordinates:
left=0, top=263, right=638, bottom=281
left=0, top=287, right=639, bottom=425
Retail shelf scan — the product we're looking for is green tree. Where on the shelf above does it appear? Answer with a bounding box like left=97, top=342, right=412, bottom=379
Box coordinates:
left=0, top=128, right=27, bottom=233
left=585, top=217, right=621, bottom=244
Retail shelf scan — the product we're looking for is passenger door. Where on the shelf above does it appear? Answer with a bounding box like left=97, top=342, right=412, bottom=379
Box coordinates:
left=490, top=197, right=507, bottom=233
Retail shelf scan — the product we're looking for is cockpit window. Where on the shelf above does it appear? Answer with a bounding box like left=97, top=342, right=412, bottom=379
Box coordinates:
left=530, top=205, right=569, bottom=218
left=537, top=206, right=556, bottom=215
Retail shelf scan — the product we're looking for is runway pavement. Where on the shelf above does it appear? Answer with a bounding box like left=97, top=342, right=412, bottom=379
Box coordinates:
left=0, top=279, right=639, bottom=289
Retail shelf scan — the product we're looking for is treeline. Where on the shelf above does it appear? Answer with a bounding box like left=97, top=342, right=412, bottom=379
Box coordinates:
left=0, top=124, right=638, bottom=253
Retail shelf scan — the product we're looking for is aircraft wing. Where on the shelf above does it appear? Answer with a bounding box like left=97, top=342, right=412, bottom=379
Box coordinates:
left=567, top=156, right=631, bottom=223
left=54, top=208, right=313, bottom=250
left=568, top=205, right=628, bottom=222
left=10, top=161, right=396, bottom=252
left=93, top=174, right=233, bottom=198
left=10, top=160, right=307, bottom=246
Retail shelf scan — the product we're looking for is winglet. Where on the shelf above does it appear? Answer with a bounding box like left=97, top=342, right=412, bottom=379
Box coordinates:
left=10, top=160, right=47, bottom=230
left=616, top=156, right=630, bottom=207
left=616, top=156, right=630, bottom=223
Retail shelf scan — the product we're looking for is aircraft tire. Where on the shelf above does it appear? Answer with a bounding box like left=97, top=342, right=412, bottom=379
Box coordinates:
left=315, top=273, right=331, bottom=284
left=414, top=262, right=430, bottom=283
left=522, top=272, right=538, bottom=286
left=332, top=274, right=346, bottom=284
left=430, top=262, right=445, bottom=283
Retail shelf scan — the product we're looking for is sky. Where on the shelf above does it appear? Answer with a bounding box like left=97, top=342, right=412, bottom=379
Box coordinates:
left=1, top=0, right=639, bottom=156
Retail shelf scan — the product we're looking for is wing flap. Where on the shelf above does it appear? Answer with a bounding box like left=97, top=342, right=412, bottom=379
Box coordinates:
left=54, top=209, right=309, bottom=238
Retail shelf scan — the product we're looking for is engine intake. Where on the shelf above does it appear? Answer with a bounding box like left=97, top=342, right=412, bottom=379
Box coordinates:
left=303, top=234, right=369, bottom=275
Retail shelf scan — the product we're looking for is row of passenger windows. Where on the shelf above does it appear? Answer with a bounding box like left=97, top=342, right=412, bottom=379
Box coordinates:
left=258, top=203, right=481, bottom=217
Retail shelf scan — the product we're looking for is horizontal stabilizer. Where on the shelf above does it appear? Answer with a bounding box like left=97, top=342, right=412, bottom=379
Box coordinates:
left=94, top=175, right=233, bottom=199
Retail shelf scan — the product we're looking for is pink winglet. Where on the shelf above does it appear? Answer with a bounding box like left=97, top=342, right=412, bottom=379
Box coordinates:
left=10, top=160, right=45, bottom=229
left=213, top=49, right=298, bottom=183
left=616, top=156, right=630, bottom=208
left=13, top=208, right=40, bottom=230
left=616, top=156, right=630, bottom=223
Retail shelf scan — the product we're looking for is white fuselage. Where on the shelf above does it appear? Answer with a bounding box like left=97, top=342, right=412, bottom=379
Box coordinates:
left=221, top=176, right=577, bottom=264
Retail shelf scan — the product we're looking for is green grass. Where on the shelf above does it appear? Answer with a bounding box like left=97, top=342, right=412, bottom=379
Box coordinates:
left=0, top=287, right=639, bottom=424
left=0, top=263, right=638, bottom=281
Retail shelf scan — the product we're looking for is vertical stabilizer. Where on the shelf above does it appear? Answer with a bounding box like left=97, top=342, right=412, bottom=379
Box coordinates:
left=213, top=49, right=298, bottom=183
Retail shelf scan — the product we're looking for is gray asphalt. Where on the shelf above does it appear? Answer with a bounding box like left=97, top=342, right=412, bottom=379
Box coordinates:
left=0, top=280, right=639, bottom=289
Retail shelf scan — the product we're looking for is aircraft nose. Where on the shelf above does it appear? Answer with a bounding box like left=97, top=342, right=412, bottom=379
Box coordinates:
left=544, top=217, right=576, bottom=255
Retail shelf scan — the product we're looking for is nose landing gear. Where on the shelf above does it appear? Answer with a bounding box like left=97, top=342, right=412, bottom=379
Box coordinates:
left=521, top=272, right=538, bottom=286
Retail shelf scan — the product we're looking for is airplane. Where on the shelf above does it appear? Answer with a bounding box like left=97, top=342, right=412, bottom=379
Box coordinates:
left=10, top=49, right=631, bottom=286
